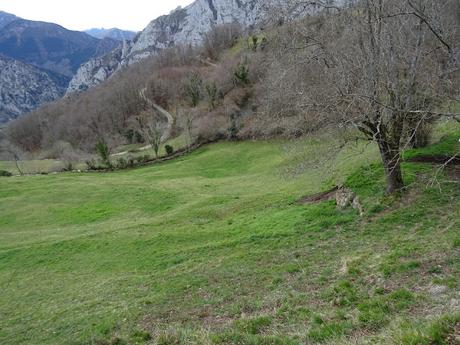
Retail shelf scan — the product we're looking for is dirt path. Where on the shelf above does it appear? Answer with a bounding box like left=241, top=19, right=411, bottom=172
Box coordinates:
left=140, top=88, right=174, bottom=142
left=406, top=155, right=460, bottom=165
left=112, top=144, right=152, bottom=157
left=297, top=186, right=338, bottom=204
left=112, top=89, right=175, bottom=157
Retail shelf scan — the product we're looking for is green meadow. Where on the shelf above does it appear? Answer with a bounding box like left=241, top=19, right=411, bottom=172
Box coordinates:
left=0, top=131, right=459, bottom=344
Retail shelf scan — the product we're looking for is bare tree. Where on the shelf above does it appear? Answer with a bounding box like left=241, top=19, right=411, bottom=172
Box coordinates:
left=133, top=110, right=166, bottom=158
left=281, top=0, right=459, bottom=193
left=0, top=140, right=24, bottom=175
left=178, top=108, right=196, bottom=150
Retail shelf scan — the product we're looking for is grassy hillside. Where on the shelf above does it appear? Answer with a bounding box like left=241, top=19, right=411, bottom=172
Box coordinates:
left=0, top=132, right=459, bottom=345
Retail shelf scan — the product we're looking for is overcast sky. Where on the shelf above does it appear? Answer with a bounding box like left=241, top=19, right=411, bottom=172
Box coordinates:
left=0, top=0, right=195, bottom=31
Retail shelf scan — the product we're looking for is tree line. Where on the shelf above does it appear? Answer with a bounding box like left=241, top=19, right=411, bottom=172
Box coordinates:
left=2, top=0, right=459, bottom=193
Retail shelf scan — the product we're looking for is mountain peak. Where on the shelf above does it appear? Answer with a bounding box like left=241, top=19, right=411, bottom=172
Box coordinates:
left=68, top=0, right=270, bottom=93
left=85, top=28, right=137, bottom=41
left=0, top=10, right=19, bottom=29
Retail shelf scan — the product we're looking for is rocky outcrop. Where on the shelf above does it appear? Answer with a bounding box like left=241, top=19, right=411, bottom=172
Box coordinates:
left=0, top=55, right=63, bottom=123
left=67, top=0, right=349, bottom=94
left=67, top=41, right=128, bottom=92
left=67, top=0, right=272, bottom=93
left=336, top=187, right=364, bottom=216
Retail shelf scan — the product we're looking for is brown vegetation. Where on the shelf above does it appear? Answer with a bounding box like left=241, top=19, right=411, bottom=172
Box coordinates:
left=3, top=0, right=459, bottom=193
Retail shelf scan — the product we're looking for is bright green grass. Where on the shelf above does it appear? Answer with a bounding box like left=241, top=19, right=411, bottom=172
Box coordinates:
left=113, top=135, right=189, bottom=159
left=0, top=134, right=459, bottom=345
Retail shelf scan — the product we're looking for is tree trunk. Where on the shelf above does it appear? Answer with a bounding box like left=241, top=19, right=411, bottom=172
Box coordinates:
left=378, top=141, right=404, bottom=194
left=14, top=158, right=23, bottom=176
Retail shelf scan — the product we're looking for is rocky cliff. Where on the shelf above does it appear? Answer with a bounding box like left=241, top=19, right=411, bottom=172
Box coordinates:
left=0, top=55, right=63, bottom=123
left=67, top=0, right=270, bottom=93
left=0, top=12, right=121, bottom=122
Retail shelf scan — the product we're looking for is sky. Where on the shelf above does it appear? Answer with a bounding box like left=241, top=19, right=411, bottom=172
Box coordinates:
left=0, top=0, right=194, bottom=32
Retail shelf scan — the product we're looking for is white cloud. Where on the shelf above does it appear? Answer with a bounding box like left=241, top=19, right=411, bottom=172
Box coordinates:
left=0, top=0, right=194, bottom=31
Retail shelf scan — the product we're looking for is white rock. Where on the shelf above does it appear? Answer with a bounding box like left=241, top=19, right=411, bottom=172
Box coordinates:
left=68, top=0, right=348, bottom=94
left=0, top=55, right=62, bottom=122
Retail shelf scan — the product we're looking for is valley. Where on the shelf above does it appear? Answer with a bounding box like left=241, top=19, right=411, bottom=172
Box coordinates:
left=1, top=128, right=460, bottom=344
left=0, top=1, right=459, bottom=344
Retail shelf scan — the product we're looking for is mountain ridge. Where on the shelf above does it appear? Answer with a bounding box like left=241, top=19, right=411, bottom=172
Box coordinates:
left=0, top=14, right=121, bottom=122
left=0, top=18, right=120, bottom=77
left=0, top=10, right=18, bottom=29
left=67, top=0, right=272, bottom=93
left=85, top=28, right=137, bottom=41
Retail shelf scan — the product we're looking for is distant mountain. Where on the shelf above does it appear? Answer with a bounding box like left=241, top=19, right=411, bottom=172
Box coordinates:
left=0, top=11, right=17, bottom=29
left=0, top=18, right=120, bottom=78
left=0, top=15, right=122, bottom=122
left=69, top=0, right=348, bottom=94
left=85, top=28, right=137, bottom=41
left=68, top=0, right=270, bottom=93
left=0, top=54, right=63, bottom=123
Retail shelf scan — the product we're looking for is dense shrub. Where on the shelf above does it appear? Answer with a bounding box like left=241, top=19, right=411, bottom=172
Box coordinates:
left=133, top=155, right=151, bottom=164
left=0, top=170, right=13, bottom=177
left=95, top=139, right=112, bottom=168
left=116, top=158, right=128, bottom=169
left=62, top=162, right=74, bottom=172
left=233, top=62, right=250, bottom=86
left=85, top=159, right=105, bottom=171
left=165, top=145, right=174, bottom=156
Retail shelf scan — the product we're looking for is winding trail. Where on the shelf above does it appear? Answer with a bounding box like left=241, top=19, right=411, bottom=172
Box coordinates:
left=112, top=88, right=175, bottom=157
left=139, top=88, right=174, bottom=142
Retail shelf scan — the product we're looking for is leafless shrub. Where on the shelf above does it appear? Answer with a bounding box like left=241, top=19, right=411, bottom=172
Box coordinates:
left=201, top=23, right=243, bottom=61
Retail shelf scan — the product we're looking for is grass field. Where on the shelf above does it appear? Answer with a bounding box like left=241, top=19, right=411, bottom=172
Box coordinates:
left=0, top=135, right=189, bottom=175
left=0, top=131, right=459, bottom=345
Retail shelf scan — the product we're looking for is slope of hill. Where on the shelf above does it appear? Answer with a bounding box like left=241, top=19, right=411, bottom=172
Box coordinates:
left=85, top=28, right=137, bottom=41
left=0, top=132, right=459, bottom=344
left=67, top=0, right=278, bottom=93
left=0, top=18, right=119, bottom=78
left=0, top=11, right=17, bottom=29
left=0, top=54, right=63, bottom=123
left=0, top=15, right=121, bottom=122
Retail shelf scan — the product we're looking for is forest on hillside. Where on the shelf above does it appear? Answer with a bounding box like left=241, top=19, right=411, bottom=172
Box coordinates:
left=1, top=0, right=459, bottom=193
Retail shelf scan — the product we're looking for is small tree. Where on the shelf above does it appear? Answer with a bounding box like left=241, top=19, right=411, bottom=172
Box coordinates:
left=228, top=113, right=239, bottom=140
left=0, top=140, right=24, bottom=175
left=185, top=73, right=203, bottom=107
left=95, top=139, right=111, bottom=168
left=205, top=82, right=219, bottom=110
left=179, top=108, right=196, bottom=150
left=165, top=145, right=174, bottom=156
left=234, top=62, right=250, bottom=86
left=134, top=110, right=166, bottom=158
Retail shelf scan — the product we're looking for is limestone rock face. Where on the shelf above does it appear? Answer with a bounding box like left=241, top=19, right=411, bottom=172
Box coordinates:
left=0, top=11, right=120, bottom=121
left=67, top=0, right=273, bottom=94
left=0, top=55, right=63, bottom=123
left=67, top=0, right=349, bottom=94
